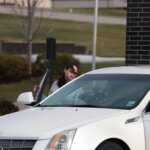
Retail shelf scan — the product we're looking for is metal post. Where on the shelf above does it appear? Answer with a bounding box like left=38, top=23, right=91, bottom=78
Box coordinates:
left=0, top=40, right=3, bottom=54
left=92, top=0, right=99, bottom=70
left=49, top=57, right=53, bottom=89
left=46, top=38, right=56, bottom=89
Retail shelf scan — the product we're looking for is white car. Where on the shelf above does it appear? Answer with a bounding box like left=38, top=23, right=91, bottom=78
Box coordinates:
left=0, top=66, right=150, bottom=150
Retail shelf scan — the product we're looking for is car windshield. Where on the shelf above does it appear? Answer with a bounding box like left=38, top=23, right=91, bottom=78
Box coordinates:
left=40, top=74, right=150, bottom=109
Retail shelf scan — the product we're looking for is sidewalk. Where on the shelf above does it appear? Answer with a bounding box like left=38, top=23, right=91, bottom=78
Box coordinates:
left=73, top=54, right=125, bottom=63
left=31, top=54, right=125, bottom=63
left=0, top=6, right=126, bottom=25
left=14, top=102, right=30, bottom=110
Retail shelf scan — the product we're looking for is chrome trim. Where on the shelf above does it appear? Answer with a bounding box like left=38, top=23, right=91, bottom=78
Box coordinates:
left=0, top=146, right=3, bottom=150
left=0, top=139, right=36, bottom=149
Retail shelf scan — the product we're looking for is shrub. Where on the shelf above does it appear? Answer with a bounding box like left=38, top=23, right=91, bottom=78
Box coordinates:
left=33, top=53, right=80, bottom=78
left=0, top=54, right=29, bottom=82
left=0, top=100, right=19, bottom=116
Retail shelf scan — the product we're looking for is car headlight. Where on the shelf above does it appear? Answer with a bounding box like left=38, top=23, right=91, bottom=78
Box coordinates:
left=45, top=129, right=76, bottom=150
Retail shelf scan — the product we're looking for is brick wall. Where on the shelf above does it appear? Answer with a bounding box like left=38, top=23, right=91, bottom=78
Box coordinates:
left=126, top=0, right=150, bottom=65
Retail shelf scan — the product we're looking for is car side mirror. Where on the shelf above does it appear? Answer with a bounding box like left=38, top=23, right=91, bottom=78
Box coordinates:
left=17, top=92, right=35, bottom=105
left=145, top=103, right=150, bottom=113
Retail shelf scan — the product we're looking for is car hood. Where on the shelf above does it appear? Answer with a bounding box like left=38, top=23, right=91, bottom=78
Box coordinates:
left=0, top=107, right=128, bottom=139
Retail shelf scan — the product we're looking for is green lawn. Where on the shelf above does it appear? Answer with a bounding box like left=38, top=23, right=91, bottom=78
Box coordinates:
left=0, top=61, right=125, bottom=102
left=0, top=77, right=40, bottom=101
left=0, top=10, right=126, bottom=102
left=0, top=13, right=126, bottom=57
left=80, top=61, right=125, bottom=73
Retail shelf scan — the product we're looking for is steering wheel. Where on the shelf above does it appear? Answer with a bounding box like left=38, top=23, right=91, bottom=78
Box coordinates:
left=78, top=92, right=109, bottom=106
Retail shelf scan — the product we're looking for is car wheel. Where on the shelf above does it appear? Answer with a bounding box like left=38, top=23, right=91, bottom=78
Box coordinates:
left=97, top=141, right=124, bottom=150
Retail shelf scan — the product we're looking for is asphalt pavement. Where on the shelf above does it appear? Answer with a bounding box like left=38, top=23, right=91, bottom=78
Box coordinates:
left=73, top=54, right=125, bottom=63
left=14, top=102, right=30, bottom=110
left=31, top=54, right=124, bottom=63
left=0, top=5, right=125, bottom=63
left=0, top=6, right=126, bottom=25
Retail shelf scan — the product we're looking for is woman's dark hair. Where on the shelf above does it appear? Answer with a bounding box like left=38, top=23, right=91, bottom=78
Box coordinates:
left=57, top=62, right=79, bottom=87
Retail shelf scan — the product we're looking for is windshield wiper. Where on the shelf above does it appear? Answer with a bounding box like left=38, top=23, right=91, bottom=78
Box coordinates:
left=33, top=104, right=128, bottom=110
left=72, top=105, right=104, bottom=108
left=37, top=105, right=104, bottom=108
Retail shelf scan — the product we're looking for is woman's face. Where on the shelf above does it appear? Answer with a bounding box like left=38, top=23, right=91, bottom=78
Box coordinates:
left=64, top=65, right=78, bottom=82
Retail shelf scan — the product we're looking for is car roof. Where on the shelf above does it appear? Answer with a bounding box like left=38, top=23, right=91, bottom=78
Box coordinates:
left=87, top=66, right=150, bottom=75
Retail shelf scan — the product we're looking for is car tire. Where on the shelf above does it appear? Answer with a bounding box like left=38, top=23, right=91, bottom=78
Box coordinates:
left=98, top=141, right=124, bottom=150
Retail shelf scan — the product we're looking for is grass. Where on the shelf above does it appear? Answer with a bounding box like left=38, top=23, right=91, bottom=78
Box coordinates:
left=0, top=13, right=126, bottom=57
left=0, top=61, right=125, bottom=102
left=0, top=77, right=40, bottom=101
left=0, top=10, right=126, bottom=102
left=80, top=61, right=125, bottom=73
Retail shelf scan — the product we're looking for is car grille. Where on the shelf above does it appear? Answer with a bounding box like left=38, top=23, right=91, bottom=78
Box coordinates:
left=0, top=139, right=36, bottom=150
